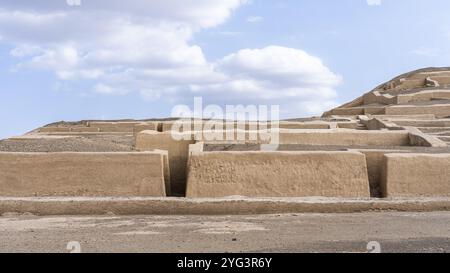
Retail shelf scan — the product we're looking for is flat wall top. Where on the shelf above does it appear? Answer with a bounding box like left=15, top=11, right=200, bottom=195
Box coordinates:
left=0, top=151, right=165, bottom=156
left=196, top=150, right=366, bottom=156
left=384, top=153, right=450, bottom=158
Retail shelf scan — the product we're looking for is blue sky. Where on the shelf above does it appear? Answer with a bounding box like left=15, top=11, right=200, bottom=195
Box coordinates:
left=1, top=0, right=450, bottom=138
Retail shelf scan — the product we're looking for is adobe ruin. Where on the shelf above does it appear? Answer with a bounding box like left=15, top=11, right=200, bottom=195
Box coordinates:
left=1, top=67, right=450, bottom=214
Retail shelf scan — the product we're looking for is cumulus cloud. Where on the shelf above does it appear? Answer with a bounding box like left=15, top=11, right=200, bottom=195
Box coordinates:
left=0, top=0, right=245, bottom=28
left=0, top=0, right=342, bottom=117
left=190, top=46, right=342, bottom=111
left=218, top=47, right=341, bottom=89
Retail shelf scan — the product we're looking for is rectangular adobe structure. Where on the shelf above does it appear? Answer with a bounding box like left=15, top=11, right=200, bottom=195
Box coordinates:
left=0, top=152, right=168, bottom=197
left=381, top=153, right=450, bottom=197
left=186, top=151, right=370, bottom=198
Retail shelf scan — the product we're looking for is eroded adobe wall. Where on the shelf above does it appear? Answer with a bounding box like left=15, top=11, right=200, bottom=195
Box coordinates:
left=381, top=153, right=450, bottom=197
left=133, top=122, right=160, bottom=136
left=198, top=129, right=412, bottom=146
left=38, top=127, right=73, bottom=133
left=38, top=121, right=159, bottom=134
left=186, top=151, right=370, bottom=198
left=277, top=130, right=411, bottom=146
left=0, top=152, right=167, bottom=197
left=87, top=121, right=142, bottom=132
left=385, top=104, right=450, bottom=118
left=396, top=90, right=450, bottom=104
left=161, top=121, right=331, bottom=132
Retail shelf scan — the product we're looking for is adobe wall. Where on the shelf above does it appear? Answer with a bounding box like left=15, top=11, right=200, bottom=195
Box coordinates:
left=336, top=122, right=359, bottom=129
left=38, top=122, right=160, bottom=134
left=161, top=129, right=416, bottom=148
left=277, top=129, right=411, bottom=146
left=381, top=153, right=450, bottom=197
left=0, top=152, right=167, bottom=197
left=418, top=127, right=450, bottom=134
left=2, top=196, right=450, bottom=215
left=162, top=120, right=330, bottom=132
left=38, top=127, right=72, bottom=133
left=353, top=149, right=409, bottom=197
left=330, top=107, right=388, bottom=116
left=364, top=106, right=388, bottom=115
left=406, top=127, right=448, bottom=147
left=390, top=119, right=450, bottom=127
left=186, top=151, right=370, bottom=198
left=363, top=91, right=397, bottom=105
left=198, top=129, right=412, bottom=146
left=33, top=132, right=132, bottom=136
left=189, top=142, right=204, bottom=154
left=330, top=108, right=365, bottom=116
left=371, top=114, right=436, bottom=120
left=69, top=127, right=101, bottom=133
left=278, top=121, right=330, bottom=130
left=8, top=135, right=78, bottom=140
left=397, top=90, right=450, bottom=104
left=87, top=121, right=142, bottom=132
left=136, top=131, right=195, bottom=195
left=133, top=122, right=159, bottom=136
left=39, top=127, right=102, bottom=133
left=378, top=70, right=450, bottom=93
left=385, top=104, right=450, bottom=118
left=136, top=129, right=281, bottom=196
left=152, top=149, right=171, bottom=196
left=360, top=117, right=404, bottom=131
left=362, top=90, right=450, bottom=106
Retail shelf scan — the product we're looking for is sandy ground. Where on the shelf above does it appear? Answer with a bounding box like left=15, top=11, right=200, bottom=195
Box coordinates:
left=0, top=212, right=449, bottom=253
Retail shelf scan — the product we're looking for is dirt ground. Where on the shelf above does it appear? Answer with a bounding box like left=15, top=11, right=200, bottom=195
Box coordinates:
left=0, top=212, right=449, bottom=253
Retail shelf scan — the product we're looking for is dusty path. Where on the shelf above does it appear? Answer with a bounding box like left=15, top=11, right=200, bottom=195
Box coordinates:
left=0, top=212, right=449, bottom=253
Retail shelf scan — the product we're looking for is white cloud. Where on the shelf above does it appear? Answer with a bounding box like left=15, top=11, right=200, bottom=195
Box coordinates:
left=366, top=0, right=382, bottom=6
left=9, top=44, right=42, bottom=58
left=0, top=0, right=246, bottom=28
left=0, top=1, right=342, bottom=117
left=189, top=46, right=342, bottom=115
left=219, top=31, right=242, bottom=36
left=410, top=47, right=438, bottom=57
left=93, top=83, right=129, bottom=95
left=246, top=16, right=264, bottom=23
left=218, top=46, right=342, bottom=88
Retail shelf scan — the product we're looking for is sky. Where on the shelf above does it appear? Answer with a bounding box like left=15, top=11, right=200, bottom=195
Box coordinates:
left=1, top=0, right=450, bottom=138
